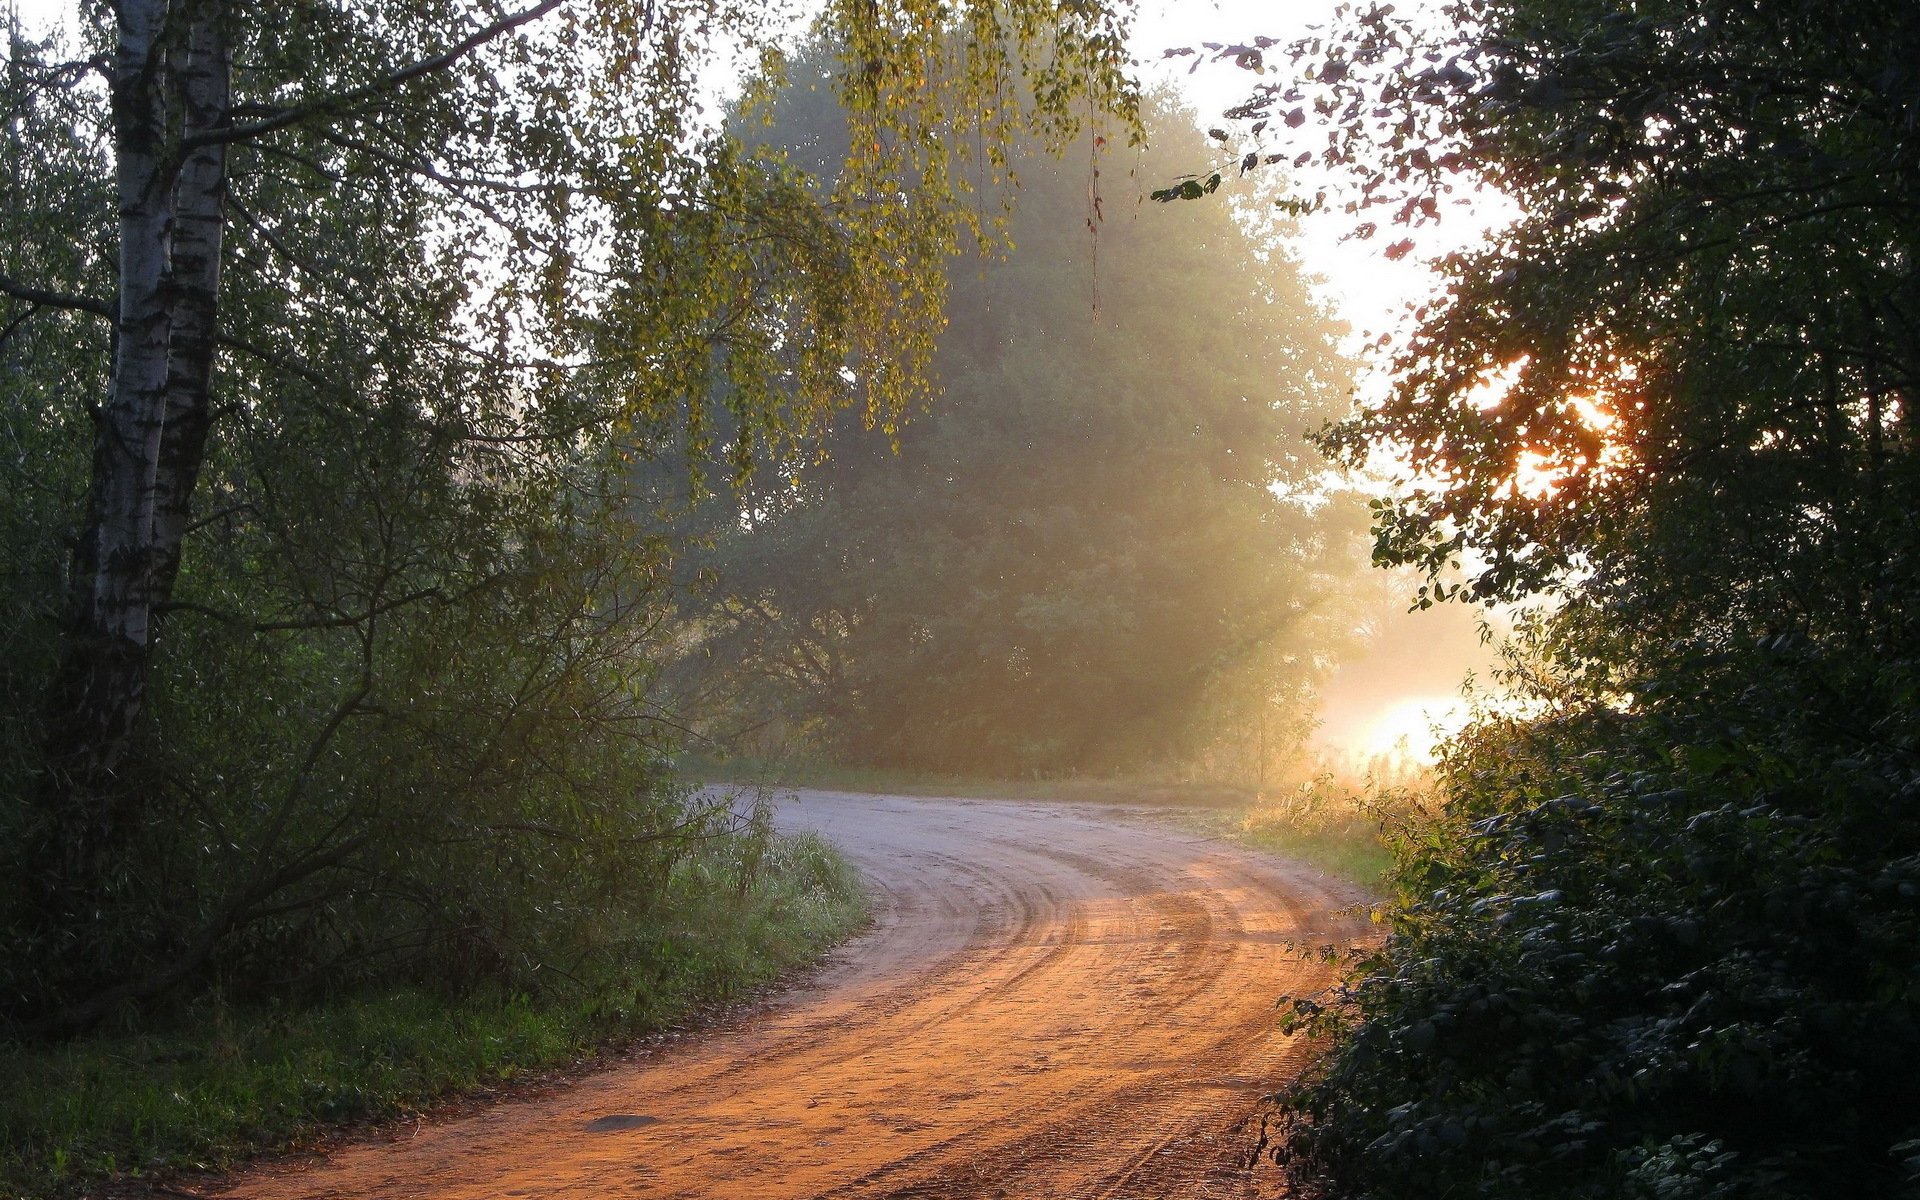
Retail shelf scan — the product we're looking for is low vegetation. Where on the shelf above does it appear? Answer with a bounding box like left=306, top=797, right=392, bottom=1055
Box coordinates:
left=1227, top=776, right=1412, bottom=892
left=0, top=816, right=866, bottom=1199
left=1270, top=678, right=1920, bottom=1199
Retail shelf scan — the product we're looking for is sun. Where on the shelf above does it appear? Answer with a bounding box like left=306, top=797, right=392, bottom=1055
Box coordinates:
left=1359, top=695, right=1473, bottom=763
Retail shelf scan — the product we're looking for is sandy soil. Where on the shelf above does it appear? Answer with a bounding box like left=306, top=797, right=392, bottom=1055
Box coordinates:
left=217, top=789, right=1371, bottom=1200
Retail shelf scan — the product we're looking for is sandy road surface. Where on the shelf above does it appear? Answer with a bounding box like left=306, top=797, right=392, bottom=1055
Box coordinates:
left=220, top=790, right=1370, bottom=1200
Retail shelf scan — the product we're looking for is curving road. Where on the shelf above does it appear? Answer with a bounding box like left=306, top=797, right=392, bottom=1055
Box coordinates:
left=221, top=790, right=1370, bottom=1200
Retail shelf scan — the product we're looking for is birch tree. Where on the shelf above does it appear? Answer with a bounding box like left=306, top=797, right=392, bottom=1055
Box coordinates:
left=1, top=0, right=1135, bottom=1031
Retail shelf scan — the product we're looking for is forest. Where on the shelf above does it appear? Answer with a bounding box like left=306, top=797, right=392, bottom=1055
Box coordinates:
left=3, top=0, right=1917, bottom=1197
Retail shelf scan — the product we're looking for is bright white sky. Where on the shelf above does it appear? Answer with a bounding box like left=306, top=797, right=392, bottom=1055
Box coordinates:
left=1129, top=0, right=1507, bottom=347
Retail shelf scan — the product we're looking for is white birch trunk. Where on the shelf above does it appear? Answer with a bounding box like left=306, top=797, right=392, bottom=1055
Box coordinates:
left=42, top=0, right=222, bottom=899
left=87, top=0, right=173, bottom=658
left=152, top=5, right=228, bottom=611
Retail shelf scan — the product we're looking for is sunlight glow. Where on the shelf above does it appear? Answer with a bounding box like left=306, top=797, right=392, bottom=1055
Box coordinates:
left=1468, top=358, right=1529, bottom=411
left=1509, top=449, right=1563, bottom=500
left=1505, top=391, right=1635, bottom=500
left=1569, top=395, right=1618, bottom=433
left=1455, top=360, right=1637, bottom=502
left=1358, top=694, right=1474, bottom=763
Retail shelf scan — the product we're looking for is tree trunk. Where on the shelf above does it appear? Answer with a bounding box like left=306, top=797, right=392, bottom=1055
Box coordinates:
left=153, top=5, right=228, bottom=612
left=34, top=0, right=227, bottom=963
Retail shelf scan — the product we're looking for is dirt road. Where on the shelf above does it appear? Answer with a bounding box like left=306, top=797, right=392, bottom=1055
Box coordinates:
left=221, top=790, right=1369, bottom=1200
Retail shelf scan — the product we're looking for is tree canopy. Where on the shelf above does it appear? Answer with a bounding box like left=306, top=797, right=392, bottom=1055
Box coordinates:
left=1203, top=1, right=1920, bottom=1195
left=1254, top=0, right=1919, bottom=653
left=677, top=77, right=1361, bottom=778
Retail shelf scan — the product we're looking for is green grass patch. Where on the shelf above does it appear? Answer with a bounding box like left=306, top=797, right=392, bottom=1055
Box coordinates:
left=1221, top=806, right=1395, bottom=891
left=1157, top=805, right=1392, bottom=891
left=1227, top=775, right=1415, bottom=892
left=0, top=829, right=867, bottom=1200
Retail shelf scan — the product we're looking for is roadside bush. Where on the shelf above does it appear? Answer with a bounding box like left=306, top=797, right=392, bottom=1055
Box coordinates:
left=1269, top=644, right=1920, bottom=1199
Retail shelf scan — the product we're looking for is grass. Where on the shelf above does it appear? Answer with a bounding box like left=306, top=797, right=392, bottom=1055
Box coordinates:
left=0, top=829, right=868, bottom=1200
left=687, top=753, right=1407, bottom=892
left=1185, top=796, right=1399, bottom=891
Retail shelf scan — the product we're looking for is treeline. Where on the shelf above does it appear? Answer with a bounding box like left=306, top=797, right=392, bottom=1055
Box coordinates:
left=0, top=0, right=1133, bottom=1044
left=1219, top=1, right=1920, bottom=1196
left=671, top=68, right=1366, bottom=779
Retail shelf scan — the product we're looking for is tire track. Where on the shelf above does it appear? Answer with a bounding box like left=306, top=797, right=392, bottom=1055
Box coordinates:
left=217, top=790, right=1369, bottom=1200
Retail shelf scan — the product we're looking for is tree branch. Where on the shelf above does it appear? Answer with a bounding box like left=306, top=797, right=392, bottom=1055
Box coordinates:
left=0, top=303, right=40, bottom=348
left=0, top=274, right=344, bottom=401
left=0, top=271, right=113, bottom=318
left=183, top=0, right=567, bottom=148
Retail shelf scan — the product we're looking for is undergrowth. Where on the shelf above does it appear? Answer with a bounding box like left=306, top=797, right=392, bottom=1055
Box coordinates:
left=1268, top=667, right=1920, bottom=1199
left=0, top=823, right=866, bottom=1200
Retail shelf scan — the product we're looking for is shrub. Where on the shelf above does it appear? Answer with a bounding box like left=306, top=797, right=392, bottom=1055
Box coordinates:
left=1270, top=645, right=1920, bottom=1198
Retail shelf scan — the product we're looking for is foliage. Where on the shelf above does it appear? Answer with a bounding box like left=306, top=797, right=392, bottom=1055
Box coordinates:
left=679, top=80, right=1361, bottom=778
left=1270, top=655, right=1920, bottom=1199
left=0, top=1, right=1134, bottom=1032
left=1182, top=0, right=1920, bottom=1196
left=1250, top=0, right=1918, bottom=645
left=0, top=821, right=865, bottom=1199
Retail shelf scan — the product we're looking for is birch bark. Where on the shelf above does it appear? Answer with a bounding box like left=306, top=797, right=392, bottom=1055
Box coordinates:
left=41, top=0, right=228, bottom=906
left=42, top=0, right=172, bottom=816
left=152, top=5, right=228, bottom=611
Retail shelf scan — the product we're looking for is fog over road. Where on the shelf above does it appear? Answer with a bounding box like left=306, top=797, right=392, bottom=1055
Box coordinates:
left=221, top=791, right=1369, bottom=1200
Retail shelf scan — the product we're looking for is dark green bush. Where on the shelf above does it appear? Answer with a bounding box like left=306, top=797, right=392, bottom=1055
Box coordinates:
left=1271, top=644, right=1920, bottom=1198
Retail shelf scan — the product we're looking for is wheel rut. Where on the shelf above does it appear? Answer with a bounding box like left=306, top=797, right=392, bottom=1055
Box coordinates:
left=216, top=790, right=1369, bottom=1200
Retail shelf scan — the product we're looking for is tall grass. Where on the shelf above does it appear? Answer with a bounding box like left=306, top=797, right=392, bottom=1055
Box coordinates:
left=0, top=823, right=866, bottom=1199
left=1225, top=772, right=1426, bottom=891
